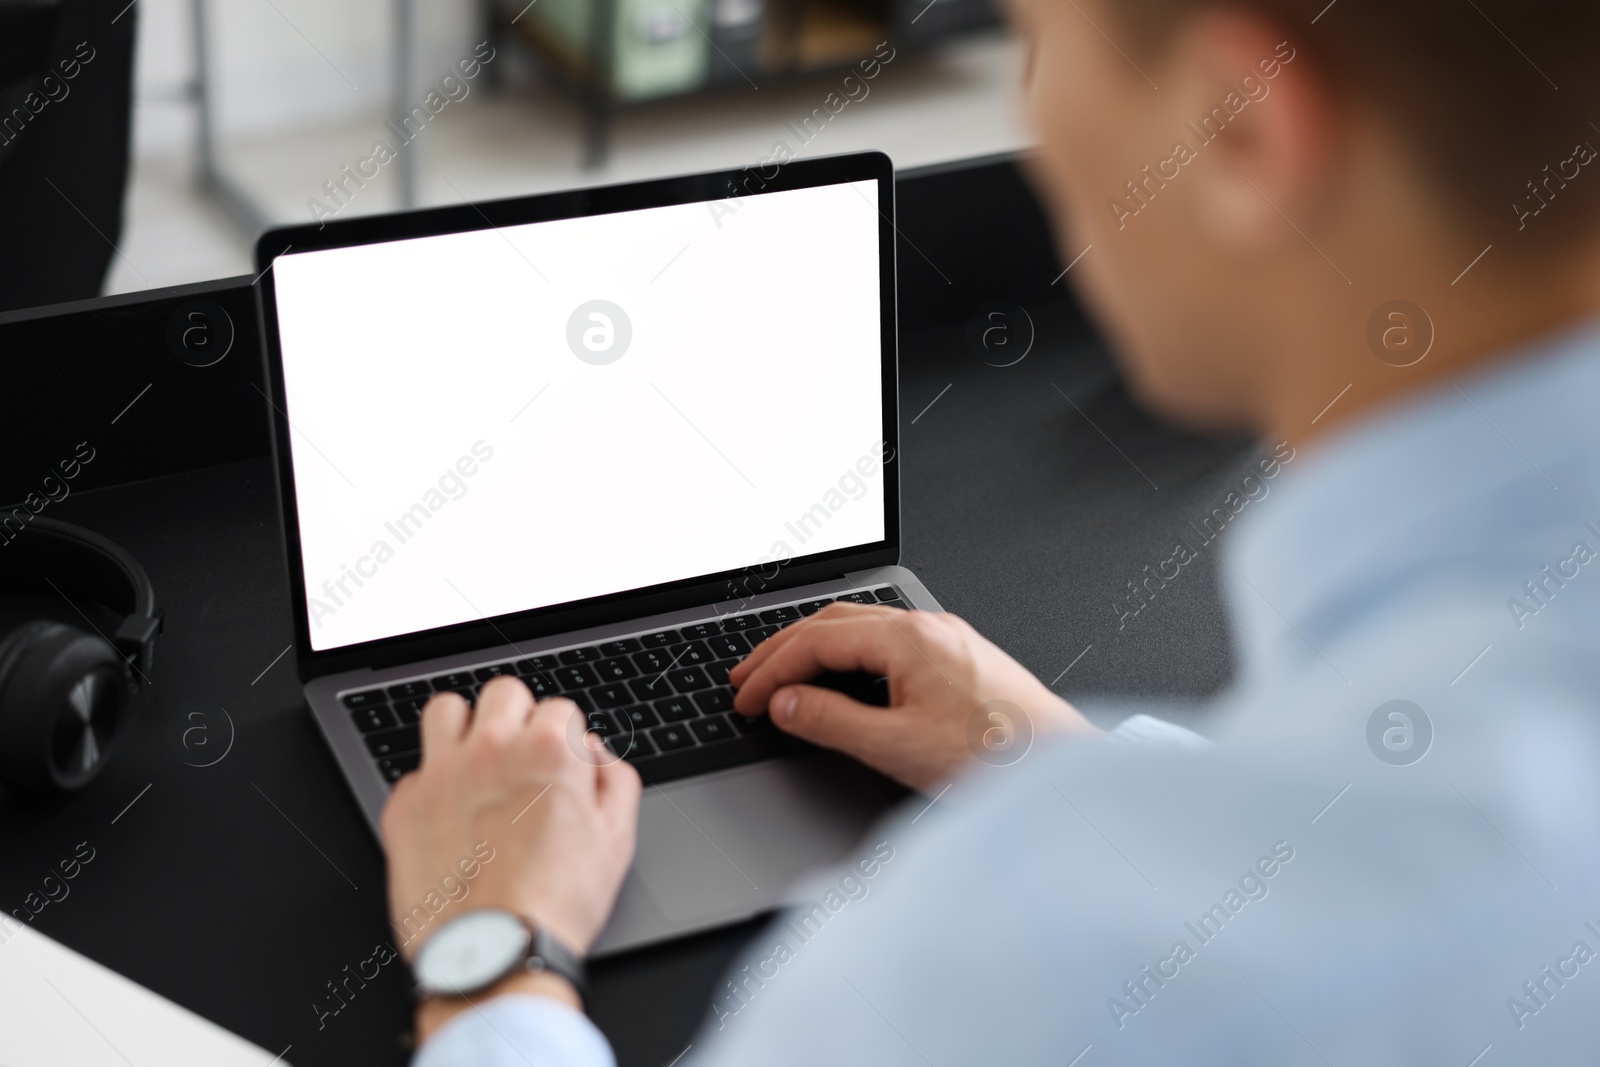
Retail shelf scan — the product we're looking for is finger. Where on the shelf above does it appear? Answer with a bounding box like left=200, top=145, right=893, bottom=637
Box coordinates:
left=420, top=691, right=470, bottom=761
left=730, top=602, right=894, bottom=685
left=378, top=772, right=416, bottom=844
left=732, top=613, right=908, bottom=714
left=472, top=675, right=536, bottom=738
left=595, top=752, right=642, bottom=831
left=526, top=698, right=597, bottom=796
left=767, top=683, right=901, bottom=762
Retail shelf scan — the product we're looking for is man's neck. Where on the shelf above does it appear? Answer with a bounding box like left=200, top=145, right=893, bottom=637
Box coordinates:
left=1269, top=253, right=1600, bottom=453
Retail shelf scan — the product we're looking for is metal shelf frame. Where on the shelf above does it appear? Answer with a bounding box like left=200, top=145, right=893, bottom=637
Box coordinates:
left=190, top=0, right=425, bottom=238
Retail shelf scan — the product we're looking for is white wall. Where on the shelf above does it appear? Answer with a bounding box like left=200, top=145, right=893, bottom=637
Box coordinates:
left=131, top=0, right=479, bottom=156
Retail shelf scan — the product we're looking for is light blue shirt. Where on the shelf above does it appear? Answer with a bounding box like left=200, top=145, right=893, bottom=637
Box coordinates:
left=417, top=319, right=1600, bottom=1066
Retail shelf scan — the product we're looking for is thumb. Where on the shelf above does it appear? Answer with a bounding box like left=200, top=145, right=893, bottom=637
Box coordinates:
left=768, top=684, right=896, bottom=758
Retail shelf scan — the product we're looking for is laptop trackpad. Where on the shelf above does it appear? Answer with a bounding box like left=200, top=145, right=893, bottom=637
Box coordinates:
left=631, top=753, right=901, bottom=923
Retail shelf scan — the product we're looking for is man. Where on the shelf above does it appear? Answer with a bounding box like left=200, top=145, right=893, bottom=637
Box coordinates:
left=387, top=0, right=1600, bottom=1061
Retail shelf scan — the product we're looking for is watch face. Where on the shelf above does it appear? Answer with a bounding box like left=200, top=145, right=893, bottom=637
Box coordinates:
left=416, top=909, right=528, bottom=994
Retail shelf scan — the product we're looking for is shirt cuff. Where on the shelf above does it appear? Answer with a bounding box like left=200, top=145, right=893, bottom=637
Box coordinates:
left=1103, top=714, right=1211, bottom=751
left=412, top=994, right=616, bottom=1067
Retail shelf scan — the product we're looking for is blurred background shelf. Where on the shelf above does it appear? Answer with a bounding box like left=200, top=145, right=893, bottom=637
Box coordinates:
left=92, top=0, right=1024, bottom=294
left=490, top=0, right=1001, bottom=165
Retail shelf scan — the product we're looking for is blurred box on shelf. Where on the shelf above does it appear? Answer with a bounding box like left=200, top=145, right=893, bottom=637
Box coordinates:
left=792, top=0, right=887, bottom=71
left=705, top=0, right=764, bottom=87
left=510, top=0, right=713, bottom=100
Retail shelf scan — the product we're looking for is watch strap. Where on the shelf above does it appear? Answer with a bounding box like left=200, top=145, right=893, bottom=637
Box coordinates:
left=527, top=926, right=587, bottom=997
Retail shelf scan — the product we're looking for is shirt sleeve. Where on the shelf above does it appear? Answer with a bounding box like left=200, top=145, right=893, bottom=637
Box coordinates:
left=411, top=994, right=616, bottom=1067
left=1102, top=713, right=1212, bottom=751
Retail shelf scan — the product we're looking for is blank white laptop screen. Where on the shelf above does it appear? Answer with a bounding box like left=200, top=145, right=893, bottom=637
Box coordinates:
left=272, top=180, right=886, bottom=652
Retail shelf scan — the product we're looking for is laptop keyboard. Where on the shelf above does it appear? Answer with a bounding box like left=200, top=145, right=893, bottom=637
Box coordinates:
left=339, top=586, right=907, bottom=787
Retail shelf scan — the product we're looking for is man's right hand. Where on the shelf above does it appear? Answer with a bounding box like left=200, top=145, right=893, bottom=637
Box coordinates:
left=730, top=603, right=1101, bottom=791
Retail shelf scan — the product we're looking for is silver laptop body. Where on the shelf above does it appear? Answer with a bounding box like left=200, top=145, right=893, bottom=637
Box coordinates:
left=254, top=151, right=936, bottom=954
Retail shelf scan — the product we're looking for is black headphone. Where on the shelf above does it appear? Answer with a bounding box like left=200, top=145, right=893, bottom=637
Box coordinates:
left=0, top=516, right=160, bottom=794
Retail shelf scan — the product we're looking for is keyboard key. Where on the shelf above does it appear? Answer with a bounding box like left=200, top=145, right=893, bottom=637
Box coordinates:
left=351, top=705, right=397, bottom=733
left=640, top=629, right=679, bottom=648
left=555, top=665, right=599, bottom=690
left=680, top=621, right=722, bottom=639
left=378, top=752, right=421, bottom=783
left=526, top=674, right=558, bottom=698
left=475, top=663, right=516, bottom=682
left=706, top=633, right=750, bottom=658
left=797, top=598, right=834, bottom=615
left=617, top=704, right=660, bottom=730
left=630, top=676, right=674, bottom=701
left=651, top=724, right=697, bottom=751
left=878, top=599, right=908, bottom=610
left=364, top=725, right=419, bottom=758
left=720, top=614, right=762, bottom=631
left=584, top=711, right=617, bottom=736
left=386, top=681, right=431, bottom=700
left=706, top=659, right=737, bottom=686
left=747, top=625, right=781, bottom=643
left=654, top=696, right=698, bottom=722
left=668, top=667, right=711, bottom=692
left=690, top=715, right=735, bottom=744
left=559, top=646, right=601, bottom=664
left=874, top=586, right=903, bottom=602
left=632, top=648, right=671, bottom=673
left=431, top=672, right=475, bottom=691
left=563, top=692, right=595, bottom=714
left=515, top=655, right=558, bottom=674
left=835, top=591, right=876, bottom=604
left=732, top=712, right=774, bottom=734
left=694, top=688, right=734, bottom=714
left=594, top=656, right=638, bottom=682
left=342, top=689, right=387, bottom=709
left=607, top=732, right=656, bottom=759
left=590, top=684, right=632, bottom=709
left=759, top=606, right=800, bottom=624
left=395, top=700, right=424, bottom=725
left=600, top=638, right=642, bottom=656
left=667, top=640, right=713, bottom=666
left=443, top=687, right=475, bottom=703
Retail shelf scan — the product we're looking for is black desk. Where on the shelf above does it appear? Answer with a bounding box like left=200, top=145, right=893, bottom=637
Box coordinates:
left=0, top=155, right=1254, bottom=1066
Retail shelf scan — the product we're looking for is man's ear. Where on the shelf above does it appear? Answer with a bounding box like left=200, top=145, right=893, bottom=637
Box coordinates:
left=1167, top=12, right=1341, bottom=254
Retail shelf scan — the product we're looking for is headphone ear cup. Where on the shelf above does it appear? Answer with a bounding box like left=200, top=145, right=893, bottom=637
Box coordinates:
left=0, top=622, right=133, bottom=794
left=0, top=621, right=49, bottom=689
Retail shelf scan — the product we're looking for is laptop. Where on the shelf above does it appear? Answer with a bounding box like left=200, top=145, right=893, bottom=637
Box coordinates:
left=252, top=150, right=943, bottom=955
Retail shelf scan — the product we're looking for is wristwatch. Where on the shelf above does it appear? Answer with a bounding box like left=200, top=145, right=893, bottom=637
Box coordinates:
left=412, top=908, right=586, bottom=1000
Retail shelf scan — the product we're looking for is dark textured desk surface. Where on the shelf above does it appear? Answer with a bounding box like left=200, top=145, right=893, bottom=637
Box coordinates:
left=0, top=305, right=1255, bottom=1066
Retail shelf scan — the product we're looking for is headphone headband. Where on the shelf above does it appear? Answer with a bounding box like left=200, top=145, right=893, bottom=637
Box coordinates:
left=0, top=516, right=161, bottom=675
